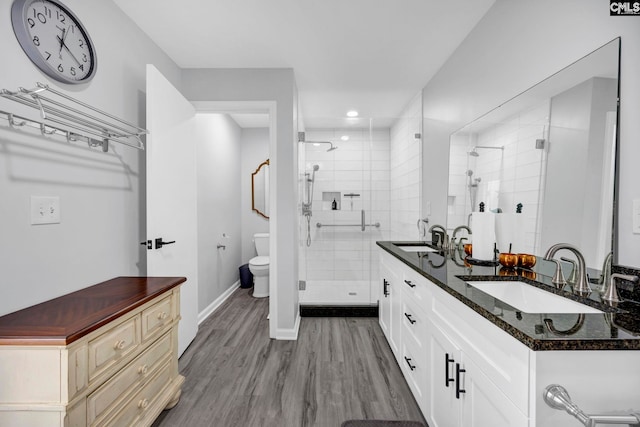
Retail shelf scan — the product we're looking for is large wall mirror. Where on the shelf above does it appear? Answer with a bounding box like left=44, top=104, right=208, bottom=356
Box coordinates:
left=252, top=159, right=270, bottom=219
left=447, top=38, right=620, bottom=272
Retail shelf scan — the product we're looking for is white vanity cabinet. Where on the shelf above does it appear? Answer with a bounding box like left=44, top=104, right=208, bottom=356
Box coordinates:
left=379, top=252, right=404, bottom=357
left=378, top=248, right=640, bottom=427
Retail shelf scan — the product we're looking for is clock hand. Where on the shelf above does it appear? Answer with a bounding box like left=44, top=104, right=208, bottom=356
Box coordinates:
left=56, top=35, right=82, bottom=66
left=58, top=28, right=66, bottom=54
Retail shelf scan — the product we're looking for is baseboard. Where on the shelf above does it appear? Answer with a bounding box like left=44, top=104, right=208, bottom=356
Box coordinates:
left=198, top=280, right=240, bottom=325
left=300, top=305, right=379, bottom=317
left=275, top=312, right=301, bottom=340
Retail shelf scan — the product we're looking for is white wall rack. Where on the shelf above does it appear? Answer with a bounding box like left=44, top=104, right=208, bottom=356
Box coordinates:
left=0, top=82, right=147, bottom=152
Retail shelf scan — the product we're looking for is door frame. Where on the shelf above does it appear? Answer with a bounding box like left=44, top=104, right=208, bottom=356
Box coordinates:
left=192, top=101, right=278, bottom=338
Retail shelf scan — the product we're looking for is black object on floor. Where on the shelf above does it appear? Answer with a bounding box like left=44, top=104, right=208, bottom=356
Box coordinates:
left=341, top=421, right=426, bottom=427
left=239, top=264, right=253, bottom=288
left=300, top=305, right=378, bottom=317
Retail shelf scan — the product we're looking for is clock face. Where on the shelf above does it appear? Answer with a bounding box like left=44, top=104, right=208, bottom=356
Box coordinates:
left=11, top=0, right=97, bottom=84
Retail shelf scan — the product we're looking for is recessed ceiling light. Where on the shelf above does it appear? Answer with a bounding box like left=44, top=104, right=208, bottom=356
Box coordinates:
left=313, top=143, right=320, bottom=146
left=346, top=110, right=359, bottom=118
left=341, top=135, right=349, bottom=141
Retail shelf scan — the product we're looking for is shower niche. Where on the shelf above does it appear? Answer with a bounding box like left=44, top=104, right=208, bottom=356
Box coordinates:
left=322, top=192, right=341, bottom=210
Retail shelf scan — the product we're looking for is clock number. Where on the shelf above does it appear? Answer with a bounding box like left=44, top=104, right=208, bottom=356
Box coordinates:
left=79, top=64, right=84, bottom=71
left=56, top=11, right=66, bottom=24
left=82, top=53, right=87, bottom=63
left=79, top=39, right=84, bottom=49
left=70, top=67, right=76, bottom=76
left=57, top=64, right=64, bottom=73
left=32, top=9, right=47, bottom=24
left=45, top=51, right=51, bottom=61
left=32, top=36, right=40, bottom=47
left=27, top=18, right=35, bottom=28
left=43, top=6, right=52, bottom=19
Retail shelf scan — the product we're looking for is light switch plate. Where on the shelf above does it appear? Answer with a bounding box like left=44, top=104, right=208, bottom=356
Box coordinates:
left=633, top=199, right=640, bottom=234
left=31, top=196, right=60, bottom=225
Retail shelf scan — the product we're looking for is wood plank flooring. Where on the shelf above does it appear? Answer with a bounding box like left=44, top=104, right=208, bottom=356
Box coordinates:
left=152, top=288, right=426, bottom=427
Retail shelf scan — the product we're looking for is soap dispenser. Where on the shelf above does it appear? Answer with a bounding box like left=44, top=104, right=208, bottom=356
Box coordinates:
left=331, top=198, right=338, bottom=210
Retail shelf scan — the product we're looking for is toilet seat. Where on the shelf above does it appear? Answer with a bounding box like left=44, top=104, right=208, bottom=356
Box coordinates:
left=249, top=256, right=269, bottom=266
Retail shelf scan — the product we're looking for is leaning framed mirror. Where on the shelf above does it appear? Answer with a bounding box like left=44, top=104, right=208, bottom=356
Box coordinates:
left=252, top=159, right=270, bottom=219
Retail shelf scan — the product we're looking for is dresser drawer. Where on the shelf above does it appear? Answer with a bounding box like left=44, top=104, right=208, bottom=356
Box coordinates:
left=104, top=360, right=173, bottom=427
left=142, top=296, right=173, bottom=341
left=87, top=332, right=172, bottom=425
left=88, top=317, right=140, bottom=381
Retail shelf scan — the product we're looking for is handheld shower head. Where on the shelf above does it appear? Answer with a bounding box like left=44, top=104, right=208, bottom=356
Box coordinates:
left=313, top=164, right=320, bottom=171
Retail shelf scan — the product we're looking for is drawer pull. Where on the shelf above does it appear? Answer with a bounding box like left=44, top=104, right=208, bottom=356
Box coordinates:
left=404, top=279, right=416, bottom=288
left=157, top=311, right=169, bottom=320
left=383, top=279, right=390, bottom=297
left=455, top=363, right=466, bottom=399
left=138, top=364, right=149, bottom=375
left=404, top=313, right=416, bottom=325
left=445, top=353, right=455, bottom=387
left=138, top=398, right=149, bottom=410
left=404, top=356, right=416, bottom=371
left=113, top=340, right=126, bottom=350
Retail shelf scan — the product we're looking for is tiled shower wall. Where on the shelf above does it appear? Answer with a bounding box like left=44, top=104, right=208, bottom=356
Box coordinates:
left=448, top=100, right=550, bottom=254
left=302, top=128, right=390, bottom=283
left=390, top=93, right=422, bottom=241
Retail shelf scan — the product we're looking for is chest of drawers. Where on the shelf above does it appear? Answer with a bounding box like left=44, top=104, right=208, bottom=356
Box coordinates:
left=0, top=277, right=186, bottom=427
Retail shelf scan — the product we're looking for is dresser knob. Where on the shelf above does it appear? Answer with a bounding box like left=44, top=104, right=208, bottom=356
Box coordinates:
left=138, top=364, right=149, bottom=375
left=157, top=311, right=168, bottom=320
left=113, top=340, right=126, bottom=350
left=138, top=398, right=149, bottom=409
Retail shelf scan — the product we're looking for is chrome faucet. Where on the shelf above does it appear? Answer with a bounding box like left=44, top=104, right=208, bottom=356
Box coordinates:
left=451, top=225, right=472, bottom=251
left=428, top=224, right=449, bottom=250
left=543, top=244, right=591, bottom=295
left=602, top=273, right=638, bottom=303
left=597, top=252, right=613, bottom=290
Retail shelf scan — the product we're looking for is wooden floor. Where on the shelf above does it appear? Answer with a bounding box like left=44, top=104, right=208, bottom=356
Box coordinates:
left=152, top=287, right=426, bottom=427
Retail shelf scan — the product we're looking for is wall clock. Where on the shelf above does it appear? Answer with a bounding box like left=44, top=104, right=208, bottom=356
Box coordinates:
left=11, top=0, right=97, bottom=84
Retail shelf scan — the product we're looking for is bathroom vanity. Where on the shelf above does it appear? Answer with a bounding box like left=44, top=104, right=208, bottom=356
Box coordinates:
left=377, top=242, right=640, bottom=427
left=0, top=276, right=185, bottom=427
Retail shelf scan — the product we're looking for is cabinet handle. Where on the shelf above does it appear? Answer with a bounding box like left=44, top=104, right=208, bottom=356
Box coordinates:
left=404, top=312, right=416, bottom=325
left=404, top=279, right=416, bottom=288
left=455, top=363, right=466, bottom=399
left=383, top=279, right=390, bottom=297
left=113, top=340, right=126, bottom=350
left=157, top=311, right=168, bottom=320
left=445, top=353, right=454, bottom=387
left=138, top=398, right=149, bottom=409
left=138, top=364, right=149, bottom=375
left=404, top=356, right=416, bottom=371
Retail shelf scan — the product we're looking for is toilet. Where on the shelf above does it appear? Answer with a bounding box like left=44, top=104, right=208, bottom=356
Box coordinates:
left=248, top=233, right=269, bottom=298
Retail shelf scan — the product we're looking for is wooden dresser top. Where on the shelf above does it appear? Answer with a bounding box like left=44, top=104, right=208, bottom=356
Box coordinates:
left=0, top=277, right=186, bottom=346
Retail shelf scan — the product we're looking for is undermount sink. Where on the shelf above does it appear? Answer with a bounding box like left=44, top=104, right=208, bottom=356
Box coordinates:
left=395, top=244, right=438, bottom=253
left=466, top=281, right=603, bottom=314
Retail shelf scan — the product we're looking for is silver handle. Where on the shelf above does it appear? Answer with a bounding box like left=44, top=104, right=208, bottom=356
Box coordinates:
left=361, top=209, right=365, bottom=232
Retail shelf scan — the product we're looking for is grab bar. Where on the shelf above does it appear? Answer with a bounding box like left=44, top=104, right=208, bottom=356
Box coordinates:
left=544, top=384, right=640, bottom=426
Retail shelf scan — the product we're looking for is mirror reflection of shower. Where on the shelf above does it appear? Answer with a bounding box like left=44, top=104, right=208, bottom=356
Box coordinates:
left=303, top=164, right=320, bottom=246
left=466, top=169, right=481, bottom=213
left=467, top=145, right=504, bottom=157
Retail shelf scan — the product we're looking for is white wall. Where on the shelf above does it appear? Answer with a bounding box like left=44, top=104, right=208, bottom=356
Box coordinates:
left=422, top=0, right=640, bottom=267
left=241, top=128, right=270, bottom=263
left=0, top=0, right=180, bottom=316
left=181, top=68, right=299, bottom=339
left=196, top=114, right=242, bottom=312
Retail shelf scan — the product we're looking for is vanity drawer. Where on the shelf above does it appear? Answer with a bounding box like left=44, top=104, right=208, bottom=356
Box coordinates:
left=401, top=296, right=428, bottom=350
left=401, top=267, right=432, bottom=305
left=400, top=333, right=427, bottom=407
left=141, top=296, right=173, bottom=341
left=104, top=360, right=172, bottom=427
left=88, top=316, right=140, bottom=381
left=87, top=332, right=171, bottom=425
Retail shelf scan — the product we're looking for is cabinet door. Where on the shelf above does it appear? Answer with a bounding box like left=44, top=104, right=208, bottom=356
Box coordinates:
left=428, top=320, right=461, bottom=427
left=460, top=356, right=528, bottom=427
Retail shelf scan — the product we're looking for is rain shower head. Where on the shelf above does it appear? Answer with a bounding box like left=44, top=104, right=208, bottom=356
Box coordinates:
left=468, top=145, right=504, bottom=157
left=303, top=141, right=338, bottom=152
left=327, top=145, right=338, bottom=152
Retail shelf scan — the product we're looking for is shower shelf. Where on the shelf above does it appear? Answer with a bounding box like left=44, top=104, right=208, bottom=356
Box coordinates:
left=0, top=82, right=148, bottom=152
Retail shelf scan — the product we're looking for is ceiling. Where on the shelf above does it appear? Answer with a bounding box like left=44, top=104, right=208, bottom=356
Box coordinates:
left=114, top=0, right=495, bottom=128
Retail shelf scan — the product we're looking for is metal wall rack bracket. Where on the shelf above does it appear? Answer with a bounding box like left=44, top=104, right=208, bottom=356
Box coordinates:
left=0, top=82, right=148, bottom=152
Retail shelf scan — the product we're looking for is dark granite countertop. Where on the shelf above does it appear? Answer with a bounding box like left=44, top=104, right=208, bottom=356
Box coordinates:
left=377, top=241, right=640, bottom=351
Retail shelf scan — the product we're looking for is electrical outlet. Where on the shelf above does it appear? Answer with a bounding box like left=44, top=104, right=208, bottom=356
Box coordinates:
left=31, top=196, right=60, bottom=225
